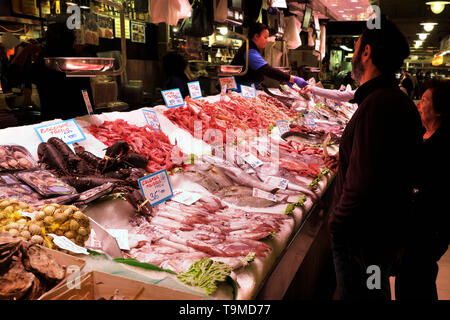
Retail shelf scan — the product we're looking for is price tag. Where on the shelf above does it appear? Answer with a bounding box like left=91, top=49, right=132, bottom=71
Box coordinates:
left=241, top=84, right=256, bottom=98
left=35, top=119, right=86, bottom=144
left=304, top=113, right=316, bottom=126
left=276, top=120, right=291, bottom=135
left=171, top=189, right=202, bottom=206
left=187, top=81, right=202, bottom=100
left=138, top=169, right=173, bottom=206
left=252, top=188, right=277, bottom=202
left=81, top=90, right=94, bottom=115
left=142, top=109, right=160, bottom=130
left=48, top=233, right=89, bottom=255
left=219, top=76, right=237, bottom=90
left=161, top=89, right=185, bottom=108
left=264, top=176, right=288, bottom=190
left=246, top=168, right=256, bottom=174
left=106, top=229, right=130, bottom=251
left=241, top=152, right=263, bottom=168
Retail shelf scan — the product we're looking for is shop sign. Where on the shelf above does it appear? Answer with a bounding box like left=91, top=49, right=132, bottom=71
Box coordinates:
left=187, top=81, right=203, bottom=99
left=304, top=113, right=316, bottom=126
left=35, top=119, right=86, bottom=144
left=138, top=169, right=173, bottom=206
left=131, top=21, right=146, bottom=43
left=276, top=120, right=290, bottom=135
left=219, top=76, right=237, bottom=90
left=142, top=109, right=160, bottom=130
left=161, top=88, right=185, bottom=108
left=240, top=84, right=256, bottom=98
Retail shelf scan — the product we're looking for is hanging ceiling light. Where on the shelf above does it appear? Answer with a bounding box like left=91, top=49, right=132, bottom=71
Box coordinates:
left=417, top=33, right=429, bottom=40
left=426, top=1, right=450, bottom=14
left=420, top=22, right=438, bottom=32
left=414, top=40, right=424, bottom=48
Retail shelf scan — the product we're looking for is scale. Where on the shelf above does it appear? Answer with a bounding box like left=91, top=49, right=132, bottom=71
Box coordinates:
left=216, top=31, right=249, bottom=77
left=44, top=0, right=126, bottom=78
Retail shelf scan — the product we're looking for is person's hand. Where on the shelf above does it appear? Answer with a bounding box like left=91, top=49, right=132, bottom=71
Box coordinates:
left=294, top=76, right=308, bottom=88
left=300, top=85, right=312, bottom=95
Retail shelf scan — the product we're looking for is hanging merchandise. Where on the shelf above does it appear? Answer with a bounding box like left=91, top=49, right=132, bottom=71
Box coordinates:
left=319, top=24, right=326, bottom=60
left=213, top=0, right=227, bottom=22
left=283, top=15, right=301, bottom=50
left=307, top=27, right=315, bottom=47
left=149, top=0, right=192, bottom=26
left=179, top=0, right=214, bottom=38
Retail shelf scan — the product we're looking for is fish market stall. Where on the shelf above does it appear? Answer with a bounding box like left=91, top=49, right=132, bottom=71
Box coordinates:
left=0, top=85, right=355, bottom=300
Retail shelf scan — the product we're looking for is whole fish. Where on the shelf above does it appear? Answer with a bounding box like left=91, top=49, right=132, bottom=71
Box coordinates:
left=215, top=186, right=278, bottom=208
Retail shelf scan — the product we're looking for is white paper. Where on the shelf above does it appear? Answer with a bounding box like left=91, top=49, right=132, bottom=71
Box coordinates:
left=252, top=188, right=277, bottom=202
left=264, top=176, right=288, bottom=190
left=171, top=189, right=202, bottom=206
left=49, top=233, right=89, bottom=255
left=106, top=229, right=130, bottom=251
left=241, top=152, right=263, bottom=168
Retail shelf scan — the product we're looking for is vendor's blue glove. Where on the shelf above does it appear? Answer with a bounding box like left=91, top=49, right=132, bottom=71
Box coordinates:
left=294, top=77, right=308, bottom=88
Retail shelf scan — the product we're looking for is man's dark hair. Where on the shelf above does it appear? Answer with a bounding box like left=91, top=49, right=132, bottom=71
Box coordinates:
left=359, top=16, right=409, bottom=75
left=162, top=52, right=187, bottom=77
left=248, top=22, right=268, bottom=41
left=425, top=79, right=450, bottom=124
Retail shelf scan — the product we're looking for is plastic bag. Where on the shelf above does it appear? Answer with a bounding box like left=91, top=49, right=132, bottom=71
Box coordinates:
left=283, top=16, right=301, bottom=49
left=180, top=0, right=214, bottom=38
left=149, top=0, right=191, bottom=26
left=213, top=0, right=227, bottom=22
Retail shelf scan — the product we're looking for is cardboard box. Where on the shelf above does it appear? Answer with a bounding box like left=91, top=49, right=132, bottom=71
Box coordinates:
left=39, top=270, right=205, bottom=300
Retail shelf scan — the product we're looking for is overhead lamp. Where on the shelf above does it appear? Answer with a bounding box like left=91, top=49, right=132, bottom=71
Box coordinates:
left=218, top=26, right=228, bottom=35
left=426, top=1, right=450, bottom=14
left=417, top=33, right=429, bottom=40
left=340, top=45, right=353, bottom=52
left=420, top=22, right=438, bottom=32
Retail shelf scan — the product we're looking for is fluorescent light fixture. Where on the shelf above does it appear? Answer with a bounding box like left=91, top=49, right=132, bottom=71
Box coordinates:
left=426, top=1, right=450, bottom=14
left=340, top=45, right=353, bottom=52
left=417, top=33, right=429, bottom=40
left=420, top=22, right=438, bottom=32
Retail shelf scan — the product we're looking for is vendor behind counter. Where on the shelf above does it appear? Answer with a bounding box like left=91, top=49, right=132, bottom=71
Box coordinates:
left=7, top=23, right=93, bottom=122
left=231, top=22, right=307, bottom=90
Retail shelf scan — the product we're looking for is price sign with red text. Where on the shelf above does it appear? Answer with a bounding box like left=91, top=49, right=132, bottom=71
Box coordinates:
left=161, top=88, right=185, bottom=108
left=138, top=169, right=173, bottom=206
left=187, top=81, right=202, bottom=99
left=35, top=119, right=86, bottom=144
left=142, top=109, right=160, bottom=130
left=219, top=76, right=237, bottom=90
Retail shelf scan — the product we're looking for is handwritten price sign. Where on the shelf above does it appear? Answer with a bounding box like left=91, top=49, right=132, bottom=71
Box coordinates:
left=35, top=119, right=86, bottom=144
left=138, top=169, right=173, bottom=206
left=219, top=76, right=237, bottom=90
left=187, top=81, right=202, bottom=100
left=303, top=113, right=316, bottom=126
left=276, top=120, right=291, bottom=135
left=161, top=89, right=185, bottom=108
left=142, top=109, right=160, bottom=130
left=241, top=84, right=256, bottom=98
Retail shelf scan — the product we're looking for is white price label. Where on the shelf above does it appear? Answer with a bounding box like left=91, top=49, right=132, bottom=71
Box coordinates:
left=138, top=169, right=173, bottom=206
left=48, top=234, right=89, bottom=255
left=304, top=113, right=316, bottom=126
left=161, top=89, right=185, bottom=108
left=252, top=188, right=277, bottom=202
left=276, top=121, right=291, bottom=135
left=241, top=152, right=263, bottom=168
left=264, top=176, right=289, bottom=190
left=171, top=189, right=202, bottom=206
left=187, top=81, right=202, bottom=99
left=35, top=119, right=87, bottom=144
left=142, top=109, right=160, bottom=130
left=106, top=229, right=130, bottom=251
left=241, top=84, right=256, bottom=98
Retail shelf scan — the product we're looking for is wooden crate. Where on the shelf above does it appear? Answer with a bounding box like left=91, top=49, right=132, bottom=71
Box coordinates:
left=39, top=270, right=205, bottom=300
